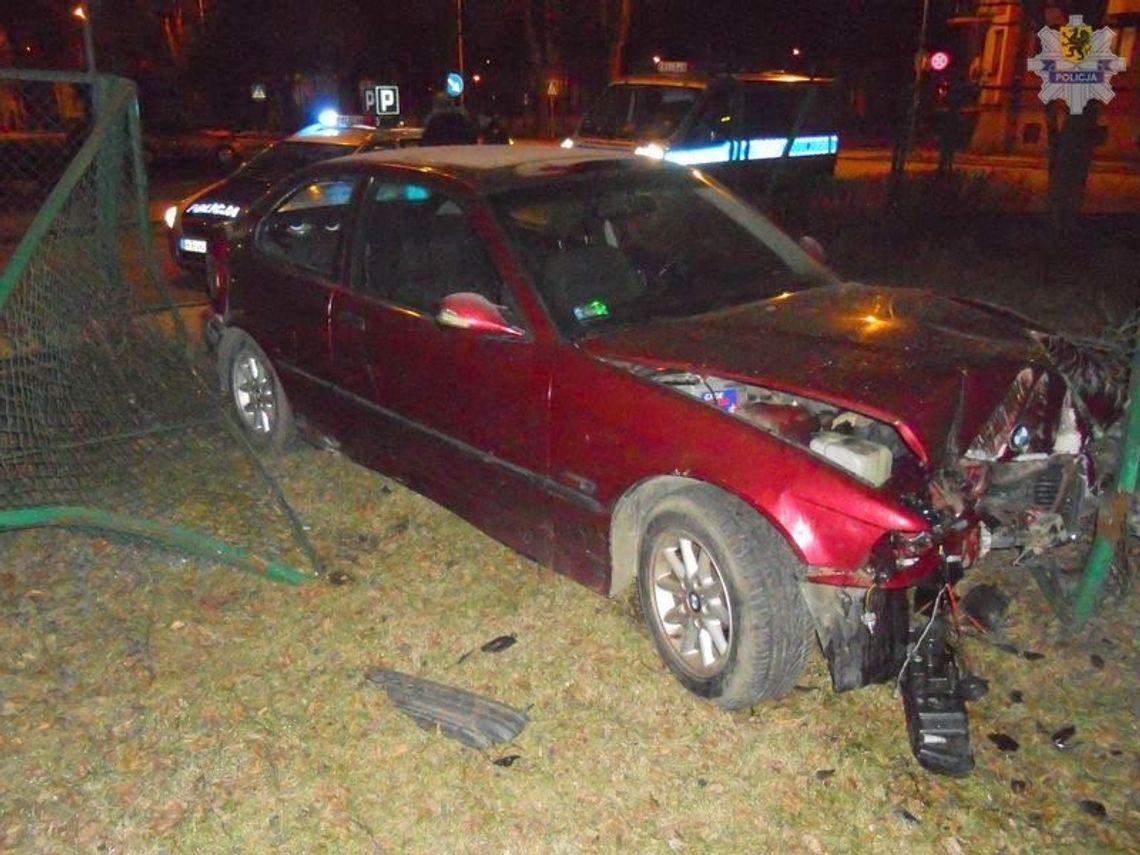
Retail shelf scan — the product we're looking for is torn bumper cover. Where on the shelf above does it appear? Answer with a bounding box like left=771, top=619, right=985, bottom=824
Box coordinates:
left=365, top=668, right=528, bottom=750
left=799, top=583, right=909, bottom=693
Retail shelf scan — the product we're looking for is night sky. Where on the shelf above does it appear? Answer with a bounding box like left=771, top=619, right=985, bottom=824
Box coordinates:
left=1, top=1, right=933, bottom=124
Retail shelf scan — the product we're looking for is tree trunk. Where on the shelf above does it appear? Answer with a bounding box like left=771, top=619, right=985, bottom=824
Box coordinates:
left=607, top=0, right=632, bottom=81
left=520, top=1, right=544, bottom=132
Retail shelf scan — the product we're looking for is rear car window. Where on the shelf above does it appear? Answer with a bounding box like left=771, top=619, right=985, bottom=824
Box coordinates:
left=241, top=142, right=354, bottom=182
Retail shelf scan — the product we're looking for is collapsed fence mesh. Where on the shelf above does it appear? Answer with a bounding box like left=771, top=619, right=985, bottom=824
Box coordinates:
left=0, top=70, right=316, bottom=581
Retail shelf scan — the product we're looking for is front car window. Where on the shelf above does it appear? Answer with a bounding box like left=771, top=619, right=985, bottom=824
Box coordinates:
left=683, top=83, right=736, bottom=145
left=353, top=180, right=503, bottom=314
left=255, top=178, right=356, bottom=277
left=489, top=164, right=833, bottom=338
left=578, top=84, right=700, bottom=142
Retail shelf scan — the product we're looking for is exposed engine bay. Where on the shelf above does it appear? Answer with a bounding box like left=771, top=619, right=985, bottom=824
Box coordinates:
left=639, top=356, right=1126, bottom=565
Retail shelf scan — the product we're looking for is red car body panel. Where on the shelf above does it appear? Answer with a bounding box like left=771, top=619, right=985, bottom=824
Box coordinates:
left=578, top=285, right=1041, bottom=465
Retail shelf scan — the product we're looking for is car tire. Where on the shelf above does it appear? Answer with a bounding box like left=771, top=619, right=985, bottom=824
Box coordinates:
left=222, top=331, right=294, bottom=452
left=637, top=484, right=812, bottom=709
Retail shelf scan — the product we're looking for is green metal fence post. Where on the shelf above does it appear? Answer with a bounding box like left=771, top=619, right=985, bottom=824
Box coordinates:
left=1074, top=327, right=1140, bottom=622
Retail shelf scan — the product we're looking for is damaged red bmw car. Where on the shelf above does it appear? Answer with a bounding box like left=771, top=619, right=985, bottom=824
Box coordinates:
left=205, top=146, right=1128, bottom=776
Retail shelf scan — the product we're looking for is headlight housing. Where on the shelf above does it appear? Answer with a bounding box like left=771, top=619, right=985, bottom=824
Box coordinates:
left=163, top=205, right=178, bottom=230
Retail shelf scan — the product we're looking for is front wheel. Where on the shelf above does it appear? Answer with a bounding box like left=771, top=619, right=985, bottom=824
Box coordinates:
left=637, top=484, right=812, bottom=709
left=222, top=331, right=294, bottom=452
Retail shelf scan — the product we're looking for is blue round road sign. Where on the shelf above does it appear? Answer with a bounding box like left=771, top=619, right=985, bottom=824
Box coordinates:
left=445, top=72, right=464, bottom=98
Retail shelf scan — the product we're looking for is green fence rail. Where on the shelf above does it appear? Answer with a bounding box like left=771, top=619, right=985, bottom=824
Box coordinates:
left=0, top=70, right=315, bottom=584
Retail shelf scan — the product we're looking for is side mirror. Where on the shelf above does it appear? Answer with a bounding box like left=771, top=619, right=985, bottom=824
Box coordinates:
left=437, top=292, right=524, bottom=338
left=798, top=235, right=826, bottom=265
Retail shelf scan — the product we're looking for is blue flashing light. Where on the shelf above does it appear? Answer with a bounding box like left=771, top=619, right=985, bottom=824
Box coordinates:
left=318, top=108, right=339, bottom=128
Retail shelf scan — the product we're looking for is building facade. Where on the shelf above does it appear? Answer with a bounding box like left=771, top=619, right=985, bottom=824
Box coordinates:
left=949, top=0, right=1139, bottom=158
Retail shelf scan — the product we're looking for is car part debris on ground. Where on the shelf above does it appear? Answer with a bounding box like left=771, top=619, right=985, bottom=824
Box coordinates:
left=364, top=668, right=528, bottom=751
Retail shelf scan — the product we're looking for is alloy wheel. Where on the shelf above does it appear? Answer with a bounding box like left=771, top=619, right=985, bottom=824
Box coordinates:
left=232, top=350, right=277, bottom=436
left=648, top=531, right=734, bottom=678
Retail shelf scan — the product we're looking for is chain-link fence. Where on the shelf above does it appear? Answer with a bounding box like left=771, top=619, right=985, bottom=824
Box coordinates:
left=0, top=70, right=316, bottom=582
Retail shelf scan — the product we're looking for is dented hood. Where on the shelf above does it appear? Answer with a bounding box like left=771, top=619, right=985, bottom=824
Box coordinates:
left=581, top=283, right=1045, bottom=463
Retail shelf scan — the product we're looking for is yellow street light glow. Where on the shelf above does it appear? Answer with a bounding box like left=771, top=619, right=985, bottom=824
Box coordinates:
left=73, top=5, right=87, bottom=20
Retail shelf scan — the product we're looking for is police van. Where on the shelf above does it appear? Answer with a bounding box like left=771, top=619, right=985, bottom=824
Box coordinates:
left=567, top=66, right=840, bottom=188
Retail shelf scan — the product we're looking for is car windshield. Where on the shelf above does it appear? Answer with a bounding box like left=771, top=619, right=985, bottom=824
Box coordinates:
left=240, top=141, right=353, bottom=182
left=577, top=84, right=700, bottom=142
left=489, top=164, right=833, bottom=338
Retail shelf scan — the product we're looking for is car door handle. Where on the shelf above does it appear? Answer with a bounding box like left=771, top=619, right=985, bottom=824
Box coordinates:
left=337, top=310, right=366, bottom=331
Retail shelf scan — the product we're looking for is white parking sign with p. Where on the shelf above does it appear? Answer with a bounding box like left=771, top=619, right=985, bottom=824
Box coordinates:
left=366, top=85, right=400, bottom=116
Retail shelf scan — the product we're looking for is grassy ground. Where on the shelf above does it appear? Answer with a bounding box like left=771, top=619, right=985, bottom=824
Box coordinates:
left=1, top=169, right=1138, bottom=853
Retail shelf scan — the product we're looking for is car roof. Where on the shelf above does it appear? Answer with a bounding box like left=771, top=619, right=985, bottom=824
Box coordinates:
left=336, top=143, right=653, bottom=193
left=286, top=123, right=423, bottom=147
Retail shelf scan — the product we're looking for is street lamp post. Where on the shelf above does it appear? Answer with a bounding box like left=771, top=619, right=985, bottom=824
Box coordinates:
left=73, top=4, right=96, bottom=75
left=456, top=0, right=466, bottom=105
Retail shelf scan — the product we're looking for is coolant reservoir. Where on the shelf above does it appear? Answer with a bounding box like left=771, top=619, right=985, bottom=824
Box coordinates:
left=809, top=431, right=893, bottom=487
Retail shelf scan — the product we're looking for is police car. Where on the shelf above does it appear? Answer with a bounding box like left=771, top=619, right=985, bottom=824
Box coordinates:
left=565, top=66, right=840, bottom=190
left=164, top=113, right=423, bottom=279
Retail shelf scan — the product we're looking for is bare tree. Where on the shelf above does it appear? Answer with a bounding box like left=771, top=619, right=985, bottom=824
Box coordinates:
left=600, top=0, right=632, bottom=80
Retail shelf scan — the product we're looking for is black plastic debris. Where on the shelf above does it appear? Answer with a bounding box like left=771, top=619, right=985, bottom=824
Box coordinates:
left=1090, top=653, right=1106, bottom=669
left=895, top=808, right=921, bottom=825
left=1051, top=724, right=1077, bottom=750
left=959, top=674, right=990, bottom=701
left=1010, top=779, right=1028, bottom=794
left=1079, top=799, right=1108, bottom=820
left=959, top=584, right=1010, bottom=632
left=899, top=613, right=974, bottom=777
left=1022, top=650, right=1046, bottom=661
left=1009, top=689, right=1025, bottom=704
left=481, top=634, right=517, bottom=654
left=364, top=668, right=528, bottom=750
left=457, top=633, right=519, bottom=664
left=815, top=769, right=836, bottom=781
left=987, top=732, right=1020, bottom=752
left=492, top=754, right=522, bottom=768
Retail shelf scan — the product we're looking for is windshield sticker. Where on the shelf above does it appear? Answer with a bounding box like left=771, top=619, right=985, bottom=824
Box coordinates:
left=186, top=201, right=242, bottom=218
left=572, top=300, right=610, bottom=322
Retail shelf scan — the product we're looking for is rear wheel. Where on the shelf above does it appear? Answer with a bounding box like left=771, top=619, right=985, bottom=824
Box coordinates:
left=637, top=484, right=812, bottom=709
left=223, top=331, right=294, bottom=452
